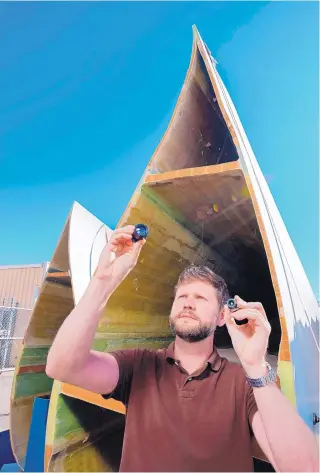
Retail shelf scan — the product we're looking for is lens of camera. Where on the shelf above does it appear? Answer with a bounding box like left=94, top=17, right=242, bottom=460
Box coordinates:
left=226, top=298, right=237, bottom=310
left=132, top=224, right=149, bottom=242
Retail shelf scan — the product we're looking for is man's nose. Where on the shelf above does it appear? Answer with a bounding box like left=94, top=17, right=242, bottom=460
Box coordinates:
left=183, top=298, right=195, bottom=310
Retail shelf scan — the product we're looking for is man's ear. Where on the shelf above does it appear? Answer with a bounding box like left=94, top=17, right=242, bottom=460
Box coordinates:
left=217, top=307, right=226, bottom=327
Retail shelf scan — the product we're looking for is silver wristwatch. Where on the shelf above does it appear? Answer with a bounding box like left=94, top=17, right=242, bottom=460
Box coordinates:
left=246, top=362, right=277, bottom=388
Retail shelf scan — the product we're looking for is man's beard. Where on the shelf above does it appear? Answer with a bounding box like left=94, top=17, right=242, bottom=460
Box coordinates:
left=169, top=313, right=217, bottom=343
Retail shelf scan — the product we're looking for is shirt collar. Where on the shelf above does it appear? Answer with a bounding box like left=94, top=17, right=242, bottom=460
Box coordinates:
left=165, top=341, right=222, bottom=372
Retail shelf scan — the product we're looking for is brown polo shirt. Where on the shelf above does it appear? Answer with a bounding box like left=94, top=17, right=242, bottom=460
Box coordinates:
left=104, top=343, right=258, bottom=472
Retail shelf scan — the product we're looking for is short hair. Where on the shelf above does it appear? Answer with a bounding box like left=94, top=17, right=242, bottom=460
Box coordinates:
left=174, top=265, right=229, bottom=309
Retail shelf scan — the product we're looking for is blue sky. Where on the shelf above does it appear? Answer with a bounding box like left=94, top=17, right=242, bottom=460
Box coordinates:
left=0, top=2, right=318, bottom=297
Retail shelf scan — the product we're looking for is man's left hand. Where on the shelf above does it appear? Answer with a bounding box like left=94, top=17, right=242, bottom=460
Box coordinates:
left=223, top=296, right=271, bottom=378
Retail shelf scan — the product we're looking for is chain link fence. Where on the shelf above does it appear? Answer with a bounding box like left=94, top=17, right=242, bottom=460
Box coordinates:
left=0, top=300, right=32, bottom=371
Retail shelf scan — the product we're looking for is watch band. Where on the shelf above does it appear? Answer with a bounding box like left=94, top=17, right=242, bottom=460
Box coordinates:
left=246, top=362, right=277, bottom=388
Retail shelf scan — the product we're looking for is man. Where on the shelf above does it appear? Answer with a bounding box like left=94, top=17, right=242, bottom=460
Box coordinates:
left=46, top=225, right=319, bottom=472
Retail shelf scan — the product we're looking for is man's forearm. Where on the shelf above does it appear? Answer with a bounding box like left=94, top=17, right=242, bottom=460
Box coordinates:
left=253, top=382, right=319, bottom=471
left=46, top=276, right=114, bottom=376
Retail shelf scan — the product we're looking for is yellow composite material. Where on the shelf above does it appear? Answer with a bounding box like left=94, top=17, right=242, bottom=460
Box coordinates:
left=10, top=25, right=318, bottom=472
